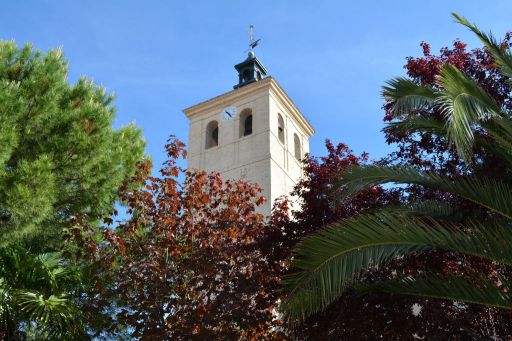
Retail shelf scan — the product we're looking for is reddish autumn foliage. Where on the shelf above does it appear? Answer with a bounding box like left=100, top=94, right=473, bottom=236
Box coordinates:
left=270, top=140, right=394, bottom=262
left=292, top=140, right=389, bottom=228
left=73, top=137, right=286, bottom=340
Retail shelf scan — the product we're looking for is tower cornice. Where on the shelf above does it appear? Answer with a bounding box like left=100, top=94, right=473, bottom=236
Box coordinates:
left=182, top=77, right=314, bottom=137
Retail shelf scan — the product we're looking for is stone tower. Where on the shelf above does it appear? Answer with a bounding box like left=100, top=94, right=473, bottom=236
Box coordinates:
left=183, top=51, right=314, bottom=216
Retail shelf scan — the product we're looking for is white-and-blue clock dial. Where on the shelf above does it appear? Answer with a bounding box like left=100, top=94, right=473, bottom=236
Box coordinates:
left=221, top=106, right=237, bottom=122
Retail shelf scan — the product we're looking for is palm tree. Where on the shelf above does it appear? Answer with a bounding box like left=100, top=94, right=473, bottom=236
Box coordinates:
left=0, top=245, right=84, bottom=340
left=282, top=13, right=512, bottom=322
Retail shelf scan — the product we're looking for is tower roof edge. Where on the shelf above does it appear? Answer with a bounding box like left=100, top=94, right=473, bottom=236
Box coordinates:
left=182, top=77, right=314, bottom=137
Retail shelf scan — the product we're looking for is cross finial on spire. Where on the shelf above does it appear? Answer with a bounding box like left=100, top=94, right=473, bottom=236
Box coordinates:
left=248, top=24, right=261, bottom=51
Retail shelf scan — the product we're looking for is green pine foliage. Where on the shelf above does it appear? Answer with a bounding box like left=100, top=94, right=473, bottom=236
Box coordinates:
left=0, top=41, right=147, bottom=338
left=0, top=40, right=146, bottom=245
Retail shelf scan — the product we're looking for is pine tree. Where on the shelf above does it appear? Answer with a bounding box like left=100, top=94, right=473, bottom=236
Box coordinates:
left=0, top=40, right=146, bottom=246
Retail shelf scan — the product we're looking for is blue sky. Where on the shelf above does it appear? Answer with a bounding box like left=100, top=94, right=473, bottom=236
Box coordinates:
left=2, top=1, right=512, bottom=168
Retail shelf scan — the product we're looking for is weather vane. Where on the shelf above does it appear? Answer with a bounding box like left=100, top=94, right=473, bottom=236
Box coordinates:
left=248, top=24, right=261, bottom=52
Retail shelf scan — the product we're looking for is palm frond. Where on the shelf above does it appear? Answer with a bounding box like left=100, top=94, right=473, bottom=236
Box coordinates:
left=34, top=253, right=70, bottom=291
left=0, top=278, right=12, bottom=322
left=382, top=67, right=506, bottom=162
left=282, top=212, right=512, bottom=320
left=385, top=115, right=447, bottom=136
left=340, top=165, right=512, bottom=221
left=388, top=201, right=457, bottom=219
left=435, top=64, right=503, bottom=161
left=363, top=274, right=512, bottom=311
left=16, top=290, right=81, bottom=335
left=382, top=77, right=438, bottom=116
left=386, top=114, right=512, bottom=149
left=0, top=246, right=84, bottom=336
left=453, top=13, right=512, bottom=80
left=385, top=115, right=512, bottom=168
left=474, top=134, right=512, bottom=169
left=484, top=117, right=512, bottom=151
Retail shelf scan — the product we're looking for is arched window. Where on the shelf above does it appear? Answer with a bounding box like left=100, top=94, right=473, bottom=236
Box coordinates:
left=294, top=133, right=301, bottom=160
left=277, top=114, right=285, bottom=144
left=239, top=109, right=253, bottom=137
left=205, top=120, right=219, bottom=149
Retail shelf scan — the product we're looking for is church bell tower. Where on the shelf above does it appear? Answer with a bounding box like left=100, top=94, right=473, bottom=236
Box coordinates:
left=183, top=32, right=314, bottom=216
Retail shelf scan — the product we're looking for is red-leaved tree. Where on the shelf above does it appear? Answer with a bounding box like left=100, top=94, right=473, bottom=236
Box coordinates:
left=72, top=137, right=286, bottom=340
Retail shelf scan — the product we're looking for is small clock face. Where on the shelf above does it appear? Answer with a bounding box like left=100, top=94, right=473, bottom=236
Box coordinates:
left=221, top=106, right=237, bottom=122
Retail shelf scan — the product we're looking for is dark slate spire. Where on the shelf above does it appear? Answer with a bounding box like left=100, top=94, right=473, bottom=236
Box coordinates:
left=234, top=25, right=267, bottom=89
left=233, top=51, right=267, bottom=89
